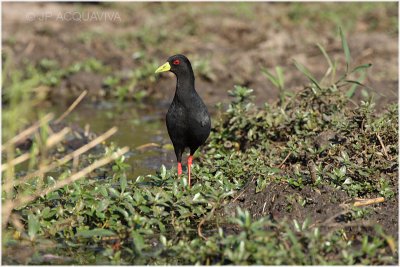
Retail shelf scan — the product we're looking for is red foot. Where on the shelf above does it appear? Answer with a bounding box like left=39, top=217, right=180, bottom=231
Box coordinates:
left=177, top=162, right=182, bottom=176
left=188, top=155, right=193, bottom=188
left=112, top=240, right=121, bottom=251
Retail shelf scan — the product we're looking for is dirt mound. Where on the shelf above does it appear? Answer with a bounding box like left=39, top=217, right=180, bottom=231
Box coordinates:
left=223, top=182, right=398, bottom=238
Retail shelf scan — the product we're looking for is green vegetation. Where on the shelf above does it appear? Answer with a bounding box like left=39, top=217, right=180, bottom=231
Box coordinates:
left=2, top=29, right=398, bottom=264
left=2, top=58, right=43, bottom=142
left=287, top=2, right=398, bottom=34
left=2, top=84, right=397, bottom=263
left=3, top=2, right=396, bottom=108
left=9, top=52, right=160, bottom=103
left=36, top=57, right=109, bottom=87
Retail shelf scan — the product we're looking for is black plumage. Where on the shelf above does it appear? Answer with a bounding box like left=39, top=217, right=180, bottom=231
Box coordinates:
left=155, top=54, right=211, bottom=187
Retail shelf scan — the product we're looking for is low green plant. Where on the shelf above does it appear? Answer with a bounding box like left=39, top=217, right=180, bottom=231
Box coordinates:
left=261, top=66, right=291, bottom=105
left=2, top=28, right=397, bottom=265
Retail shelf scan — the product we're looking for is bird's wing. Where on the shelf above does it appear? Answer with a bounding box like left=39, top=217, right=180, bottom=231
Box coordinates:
left=200, top=112, right=210, bottom=127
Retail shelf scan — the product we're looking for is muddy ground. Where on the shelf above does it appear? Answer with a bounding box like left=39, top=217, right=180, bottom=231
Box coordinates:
left=222, top=182, right=398, bottom=238
left=2, top=2, right=398, bottom=109
left=2, top=1, right=399, bottom=247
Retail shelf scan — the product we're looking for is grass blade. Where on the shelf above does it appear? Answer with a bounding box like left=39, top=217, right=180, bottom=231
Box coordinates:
left=345, top=74, right=369, bottom=99
left=350, top=63, right=372, bottom=74
left=275, top=66, right=285, bottom=89
left=345, top=79, right=367, bottom=87
left=294, top=60, right=321, bottom=90
left=339, top=27, right=351, bottom=72
left=316, top=43, right=333, bottom=69
left=261, top=67, right=279, bottom=88
left=316, top=43, right=334, bottom=83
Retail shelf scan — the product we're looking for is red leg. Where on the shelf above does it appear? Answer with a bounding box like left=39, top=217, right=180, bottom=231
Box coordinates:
left=177, top=162, right=182, bottom=176
left=187, top=155, right=193, bottom=188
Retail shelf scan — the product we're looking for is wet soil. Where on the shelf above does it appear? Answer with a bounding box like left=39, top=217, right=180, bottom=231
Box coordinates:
left=2, top=2, right=398, bottom=110
left=222, top=182, right=398, bottom=238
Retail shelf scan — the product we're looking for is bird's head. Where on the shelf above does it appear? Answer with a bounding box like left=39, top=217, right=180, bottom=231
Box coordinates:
left=155, top=54, right=193, bottom=76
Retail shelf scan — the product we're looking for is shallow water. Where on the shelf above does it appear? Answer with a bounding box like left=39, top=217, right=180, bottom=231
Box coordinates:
left=48, top=100, right=175, bottom=179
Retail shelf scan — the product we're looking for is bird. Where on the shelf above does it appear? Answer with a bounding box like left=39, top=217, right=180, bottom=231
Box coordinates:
left=155, top=54, right=211, bottom=188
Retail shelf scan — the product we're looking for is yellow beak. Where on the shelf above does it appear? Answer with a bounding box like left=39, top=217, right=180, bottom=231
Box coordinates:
left=155, top=62, right=171, bottom=73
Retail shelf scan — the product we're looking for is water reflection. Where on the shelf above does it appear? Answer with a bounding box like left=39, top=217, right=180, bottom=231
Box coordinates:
left=49, top=100, right=175, bottom=179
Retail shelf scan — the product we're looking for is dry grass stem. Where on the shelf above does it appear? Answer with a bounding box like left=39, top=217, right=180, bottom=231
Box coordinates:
left=135, top=143, right=160, bottom=150
left=1, top=127, right=70, bottom=172
left=2, top=146, right=129, bottom=227
left=198, top=205, right=217, bottom=240
left=278, top=152, right=292, bottom=169
left=353, top=197, right=385, bottom=207
left=3, top=127, right=118, bottom=192
left=231, top=176, right=256, bottom=203
left=376, top=133, right=390, bottom=160
left=1, top=113, right=54, bottom=152
left=1, top=153, right=30, bottom=172
left=55, top=90, right=88, bottom=123
left=325, top=221, right=374, bottom=228
left=46, top=127, right=70, bottom=148
left=307, top=160, right=318, bottom=183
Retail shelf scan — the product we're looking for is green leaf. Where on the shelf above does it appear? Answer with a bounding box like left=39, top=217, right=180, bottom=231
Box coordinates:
left=131, top=230, right=145, bottom=252
left=98, top=186, right=108, bottom=197
left=160, top=165, right=167, bottom=179
left=339, top=166, right=347, bottom=176
left=120, top=175, right=127, bottom=193
left=193, top=192, right=201, bottom=201
left=160, top=235, right=167, bottom=246
left=77, top=228, right=116, bottom=238
left=294, top=60, right=321, bottom=89
left=275, top=66, right=285, bottom=89
left=350, top=63, right=372, bottom=74
left=261, top=68, right=279, bottom=88
left=124, top=202, right=136, bottom=215
left=116, top=207, right=129, bottom=219
left=46, top=176, right=56, bottom=186
left=361, top=89, right=369, bottom=99
left=28, top=214, right=40, bottom=240
left=339, top=27, right=351, bottom=71
left=262, top=66, right=285, bottom=90
left=302, top=218, right=310, bottom=230
left=316, top=43, right=335, bottom=82
left=46, top=191, right=60, bottom=201
left=42, top=207, right=57, bottom=219
left=96, top=199, right=109, bottom=212
left=108, top=187, right=120, bottom=198
left=41, top=207, right=50, bottom=217
left=139, top=205, right=151, bottom=213
left=316, top=43, right=333, bottom=70
left=345, top=72, right=367, bottom=98
left=293, top=219, right=300, bottom=232
left=158, top=221, right=166, bottom=232
left=345, top=79, right=368, bottom=88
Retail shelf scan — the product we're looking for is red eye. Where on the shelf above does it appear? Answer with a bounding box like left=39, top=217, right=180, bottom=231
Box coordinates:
left=173, top=59, right=180, bottom=65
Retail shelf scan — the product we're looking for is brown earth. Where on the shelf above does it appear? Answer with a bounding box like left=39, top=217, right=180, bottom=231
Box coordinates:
left=222, top=182, right=398, bottom=238
left=2, top=2, right=398, bottom=110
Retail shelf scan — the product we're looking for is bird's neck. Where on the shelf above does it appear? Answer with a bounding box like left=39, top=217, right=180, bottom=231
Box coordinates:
left=175, top=71, right=196, bottom=100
